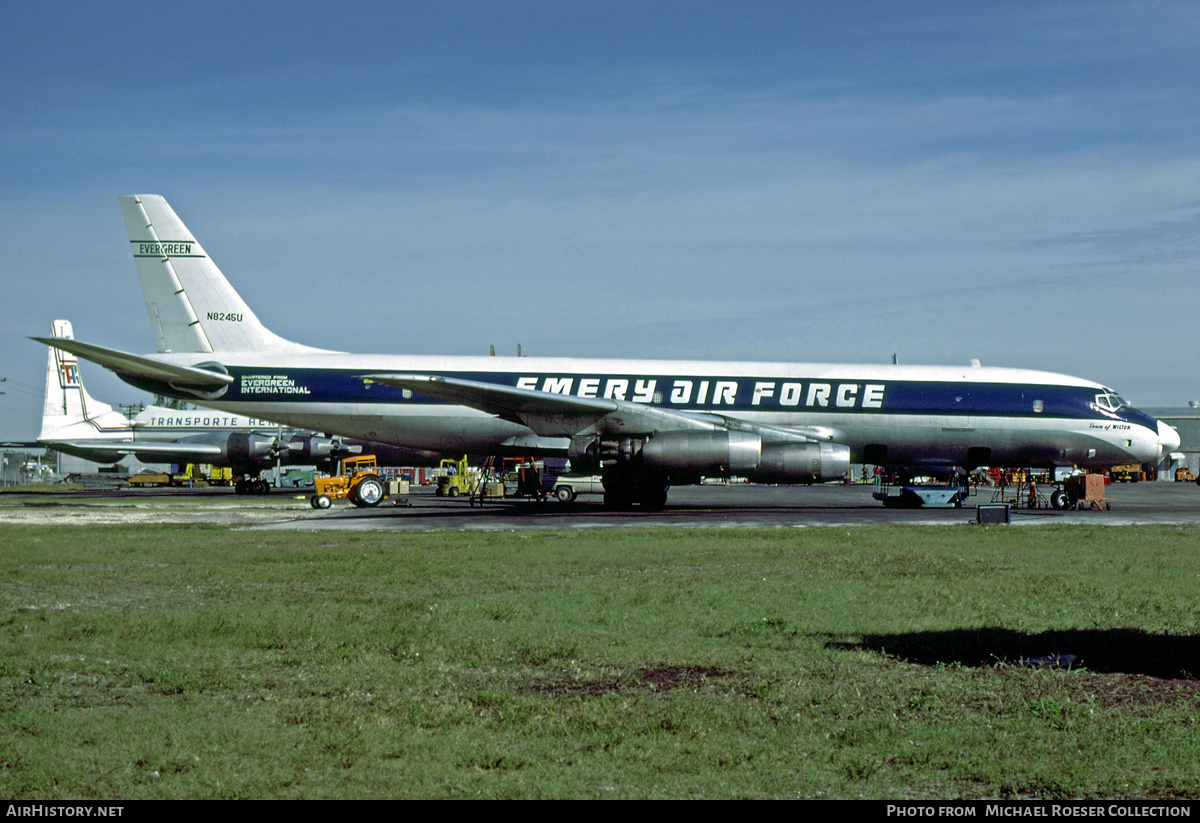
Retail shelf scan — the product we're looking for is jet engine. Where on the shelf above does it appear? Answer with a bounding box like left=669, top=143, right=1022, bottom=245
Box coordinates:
left=753, top=441, right=851, bottom=483
left=640, top=431, right=762, bottom=475
left=639, top=431, right=850, bottom=483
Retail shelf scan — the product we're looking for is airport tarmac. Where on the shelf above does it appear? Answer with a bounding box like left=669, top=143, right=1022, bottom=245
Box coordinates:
left=2, top=481, right=1197, bottom=530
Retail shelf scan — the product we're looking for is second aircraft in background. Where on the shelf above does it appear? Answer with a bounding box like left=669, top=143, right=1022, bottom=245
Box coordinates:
left=37, top=320, right=439, bottom=492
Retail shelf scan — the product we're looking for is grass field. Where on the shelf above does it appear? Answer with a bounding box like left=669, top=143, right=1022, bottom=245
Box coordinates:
left=1, top=523, right=1197, bottom=799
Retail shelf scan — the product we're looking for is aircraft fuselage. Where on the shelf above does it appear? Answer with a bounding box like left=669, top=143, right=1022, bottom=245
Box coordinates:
left=116, top=351, right=1167, bottom=471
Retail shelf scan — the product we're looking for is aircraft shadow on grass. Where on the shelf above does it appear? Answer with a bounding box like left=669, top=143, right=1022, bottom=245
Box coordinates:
left=827, top=627, right=1199, bottom=680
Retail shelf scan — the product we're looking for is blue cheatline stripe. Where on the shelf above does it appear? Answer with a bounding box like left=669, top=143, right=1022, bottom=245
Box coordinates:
left=195, top=366, right=1149, bottom=424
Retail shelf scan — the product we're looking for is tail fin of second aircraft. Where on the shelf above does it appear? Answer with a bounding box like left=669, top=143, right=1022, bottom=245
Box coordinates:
left=120, top=195, right=325, bottom=355
left=38, top=320, right=133, bottom=442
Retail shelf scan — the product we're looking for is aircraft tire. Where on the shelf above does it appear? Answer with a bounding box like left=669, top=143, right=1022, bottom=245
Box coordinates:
left=602, top=466, right=636, bottom=510
left=603, top=488, right=634, bottom=510
left=637, top=485, right=668, bottom=511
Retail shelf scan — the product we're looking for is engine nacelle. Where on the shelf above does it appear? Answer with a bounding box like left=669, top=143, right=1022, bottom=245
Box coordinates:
left=749, top=442, right=852, bottom=483
left=640, top=431, right=762, bottom=474
left=639, top=431, right=851, bottom=483
left=224, top=431, right=279, bottom=463
left=286, top=435, right=351, bottom=464
left=567, top=436, right=602, bottom=473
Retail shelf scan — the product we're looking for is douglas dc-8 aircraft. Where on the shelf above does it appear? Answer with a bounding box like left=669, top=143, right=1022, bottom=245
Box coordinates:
left=37, top=319, right=437, bottom=492
left=34, top=195, right=1179, bottom=509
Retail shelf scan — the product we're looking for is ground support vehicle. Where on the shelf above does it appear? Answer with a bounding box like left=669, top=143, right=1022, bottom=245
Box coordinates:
left=206, top=466, right=234, bottom=486
left=310, top=455, right=386, bottom=509
left=872, top=471, right=973, bottom=508
left=435, top=456, right=473, bottom=497
left=1109, top=464, right=1143, bottom=482
left=547, top=474, right=605, bottom=502
left=1060, top=473, right=1111, bottom=510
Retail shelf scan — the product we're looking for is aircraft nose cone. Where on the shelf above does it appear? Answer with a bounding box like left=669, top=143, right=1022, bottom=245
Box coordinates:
left=1158, top=421, right=1181, bottom=454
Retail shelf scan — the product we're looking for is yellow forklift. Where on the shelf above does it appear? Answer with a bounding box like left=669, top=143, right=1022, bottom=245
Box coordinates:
left=310, top=455, right=386, bottom=509
left=435, top=455, right=473, bottom=497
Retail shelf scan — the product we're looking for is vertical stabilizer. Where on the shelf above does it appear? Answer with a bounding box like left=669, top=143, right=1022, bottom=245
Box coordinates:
left=120, top=195, right=323, bottom=354
left=38, top=320, right=132, bottom=441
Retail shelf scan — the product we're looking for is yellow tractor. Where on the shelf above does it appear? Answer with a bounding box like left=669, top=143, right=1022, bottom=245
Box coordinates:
left=310, top=455, right=386, bottom=509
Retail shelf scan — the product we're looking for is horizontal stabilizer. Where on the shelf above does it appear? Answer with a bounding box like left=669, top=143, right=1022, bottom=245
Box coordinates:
left=30, top=337, right=233, bottom=389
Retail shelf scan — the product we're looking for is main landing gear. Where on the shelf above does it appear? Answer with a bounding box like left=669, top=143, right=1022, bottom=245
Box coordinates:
left=601, top=465, right=670, bottom=511
left=234, top=476, right=271, bottom=495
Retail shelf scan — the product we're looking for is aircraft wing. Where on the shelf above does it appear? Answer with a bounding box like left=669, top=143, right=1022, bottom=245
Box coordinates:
left=30, top=337, right=234, bottom=389
left=365, top=373, right=618, bottom=423
left=362, top=373, right=836, bottom=442
left=42, top=439, right=225, bottom=458
left=363, top=373, right=729, bottom=437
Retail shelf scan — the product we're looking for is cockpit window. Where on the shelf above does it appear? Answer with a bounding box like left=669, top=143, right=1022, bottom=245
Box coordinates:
left=1095, top=390, right=1129, bottom=412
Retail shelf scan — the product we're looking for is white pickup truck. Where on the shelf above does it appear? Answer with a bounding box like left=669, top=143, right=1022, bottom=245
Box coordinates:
left=549, top=474, right=605, bottom=502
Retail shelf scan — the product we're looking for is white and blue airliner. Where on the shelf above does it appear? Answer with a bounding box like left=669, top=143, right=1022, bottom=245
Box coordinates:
left=34, top=195, right=1180, bottom=509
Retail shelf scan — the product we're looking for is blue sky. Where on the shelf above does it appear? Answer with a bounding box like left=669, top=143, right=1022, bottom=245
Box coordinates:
left=2, top=1, right=1198, bottom=440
